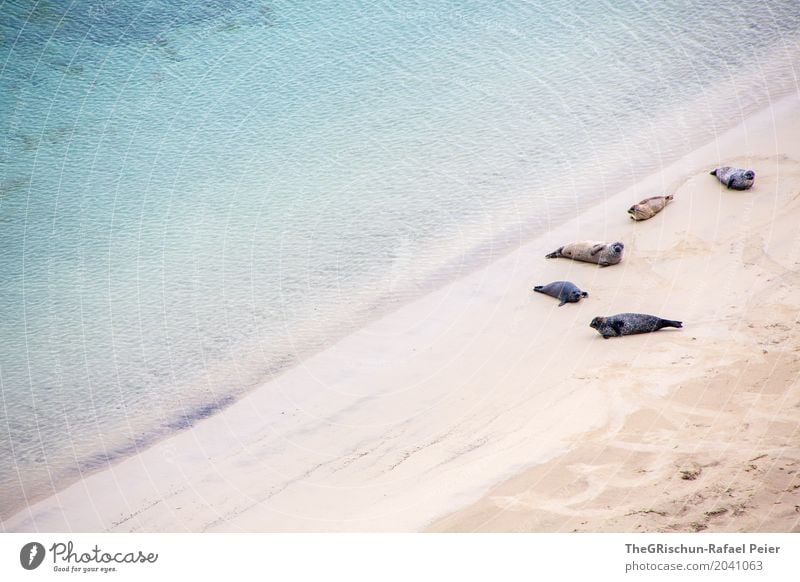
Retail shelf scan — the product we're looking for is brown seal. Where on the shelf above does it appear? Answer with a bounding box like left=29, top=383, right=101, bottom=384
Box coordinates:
left=545, top=241, right=624, bottom=267
left=628, top=195, right=673, bottom=221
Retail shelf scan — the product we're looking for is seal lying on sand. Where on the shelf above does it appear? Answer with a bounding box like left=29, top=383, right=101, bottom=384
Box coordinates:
left=590, top=313, right=682, bottom=338
left=628, top=195, right=674, bottom=221
left=710, top=166, right=755, bottom=190
left=545, top=241, right=624, bottom=267
left=533, top=281, right=588, bottom=306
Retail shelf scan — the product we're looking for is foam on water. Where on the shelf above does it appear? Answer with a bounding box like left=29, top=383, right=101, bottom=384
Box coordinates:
left=1, top=0, right=799, bottom=518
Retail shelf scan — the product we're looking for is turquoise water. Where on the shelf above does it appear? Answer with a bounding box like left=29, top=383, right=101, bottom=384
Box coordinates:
left=2, top=0, right=799, bottom=519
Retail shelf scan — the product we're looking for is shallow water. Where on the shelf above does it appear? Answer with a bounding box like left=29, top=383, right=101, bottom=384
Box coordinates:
left=1, top=0, right=799, bottom=518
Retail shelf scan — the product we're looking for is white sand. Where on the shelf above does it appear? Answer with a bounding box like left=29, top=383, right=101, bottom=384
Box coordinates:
left=5, top=93, right=800, bottom=533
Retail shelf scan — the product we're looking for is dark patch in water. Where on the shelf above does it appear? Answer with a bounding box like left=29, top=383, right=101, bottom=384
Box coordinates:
left=48, top=57, right=85, bottom=77
left=13, top=132, right=39, bottom=151
left=3, top=1, right=273, bottom=48
left=264, top=353, right=299, bottom=378
left=165, top=395, right=237, bottom=431
left=77, top=394, right=238, bottom=473
left=1, top=177, right=28, bottom=198
left=11, top=125, right=74, bottom=151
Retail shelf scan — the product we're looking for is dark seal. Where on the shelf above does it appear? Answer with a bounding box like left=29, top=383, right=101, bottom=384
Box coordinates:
left=710, top=166, right=755, bottom=190
left=590, top=313, right=682, bottom=339
left=533, top=281, right=588, bottom=306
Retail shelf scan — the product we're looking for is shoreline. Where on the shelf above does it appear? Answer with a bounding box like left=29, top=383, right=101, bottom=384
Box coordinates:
left=5, top=92, right=800, bottom=533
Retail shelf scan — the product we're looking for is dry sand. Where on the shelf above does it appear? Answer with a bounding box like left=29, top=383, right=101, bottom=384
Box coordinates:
left=4, top=93, right=800, bottom=533
left=432, top=95, right=800, bottom=533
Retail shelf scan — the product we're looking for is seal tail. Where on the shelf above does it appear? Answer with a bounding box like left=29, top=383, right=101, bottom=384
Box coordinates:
left=533, top=285, right=545, bottom=293
left=544, top=247, right=562, bottom=259
left=658, top=319, right=683, bottom=330
left=581, top=291, right=588, bottom=298
left=709, top=169, right=717, bottom=176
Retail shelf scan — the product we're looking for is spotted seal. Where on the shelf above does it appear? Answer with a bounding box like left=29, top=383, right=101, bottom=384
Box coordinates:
left=710, top=166, right=755, bottom=190
left=628, top=195, right=674, bottom=221
left=545, top=241, right=624, bottom=267
left=590, top=313, right=682, bottom=338
left=533, top=281, right=588, bottom=306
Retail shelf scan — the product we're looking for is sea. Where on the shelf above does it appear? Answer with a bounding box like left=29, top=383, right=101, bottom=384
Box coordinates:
left=2, top=0, right=799, bottom=520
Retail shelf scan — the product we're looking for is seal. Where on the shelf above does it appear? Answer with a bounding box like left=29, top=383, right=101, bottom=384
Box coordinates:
left=628, top=195, right=674, bottom=221
left=545, top=241, right=624, bottom=267
left=710, top=166, right=755, bottom=190
left=589, top=313, right=682, bottom=338
left=533, top=281, right=588, bottom=306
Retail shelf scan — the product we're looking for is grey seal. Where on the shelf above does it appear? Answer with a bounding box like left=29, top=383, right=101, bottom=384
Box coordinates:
left=545, top=241, right=624, bottom=267
left=590, top=313, right=683, bottom=339
left=710, top=166, right=755, bottom=190
left=533, top=281, right=588, bottom=306
left=628, top=195, right=674, bottom=221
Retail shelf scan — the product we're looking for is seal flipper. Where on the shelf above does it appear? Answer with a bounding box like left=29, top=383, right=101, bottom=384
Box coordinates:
left=533, top=285, right=545, bottom=293
left=658, top=319, right=683, bottom=330
left=589, top=244, right=605, bottom=256
left=558, top=299, right=567, bottom=306
left=611, top=320, right=624, bottom=336
left=581, top=291, right=589, bottom=298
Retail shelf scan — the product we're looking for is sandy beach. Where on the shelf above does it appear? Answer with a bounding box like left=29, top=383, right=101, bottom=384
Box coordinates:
left=4, top=92, right=800, bottom=534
